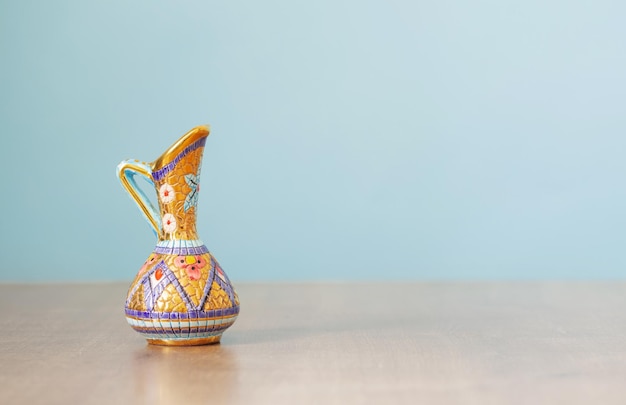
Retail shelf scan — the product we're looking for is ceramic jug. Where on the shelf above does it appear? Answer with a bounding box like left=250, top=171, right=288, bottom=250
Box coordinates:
left=116, top=125, right=239, bottom=346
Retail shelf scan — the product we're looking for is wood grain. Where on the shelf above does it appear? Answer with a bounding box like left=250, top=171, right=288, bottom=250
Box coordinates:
left=1, top=282, right=626, bottom=404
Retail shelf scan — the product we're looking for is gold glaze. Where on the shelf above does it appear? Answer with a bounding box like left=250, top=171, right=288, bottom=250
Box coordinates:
left=127, top=286, right=147, bottom=311
left=205, top=281, right=233, bottom=310
left=152, top=125, right=210, bottom=172
left=147, top=336, right=222, bottom=346
left=154, top=283, right=188, bottom=312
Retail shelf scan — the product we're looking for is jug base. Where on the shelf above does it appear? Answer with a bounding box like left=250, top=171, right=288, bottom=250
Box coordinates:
left=146, top=335, right=222, bottom=346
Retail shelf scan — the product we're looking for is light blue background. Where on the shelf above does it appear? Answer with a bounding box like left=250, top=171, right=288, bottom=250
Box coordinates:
left=1, top=1, right=625, bottom=281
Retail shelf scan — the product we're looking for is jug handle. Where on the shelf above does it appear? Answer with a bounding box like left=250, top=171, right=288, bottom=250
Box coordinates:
left=116, top=160, right=161, bottom=236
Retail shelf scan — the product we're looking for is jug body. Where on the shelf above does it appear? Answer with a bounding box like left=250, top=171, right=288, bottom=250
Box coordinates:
left=117, top=126, right=239, bottom=346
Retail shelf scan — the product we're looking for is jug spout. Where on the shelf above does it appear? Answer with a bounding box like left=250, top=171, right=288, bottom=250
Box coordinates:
left=117, top=125, right=210, bottom=240
left=152, top=125, right=210, bottom=176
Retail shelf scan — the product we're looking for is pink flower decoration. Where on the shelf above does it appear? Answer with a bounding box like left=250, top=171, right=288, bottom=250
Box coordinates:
left=174, top=256, right=188, bottom=268
left=186, top=265, right=201, bottom=281
left=174, top=255, right=207, bottom=281
left=194, top=256, right=207, bottom=269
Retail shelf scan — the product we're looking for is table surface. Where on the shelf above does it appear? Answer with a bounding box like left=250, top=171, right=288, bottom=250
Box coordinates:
left=1, top=282, right=626, bottom=404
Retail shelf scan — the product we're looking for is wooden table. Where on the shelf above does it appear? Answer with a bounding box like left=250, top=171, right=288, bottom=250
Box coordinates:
left=1, top=282, right=625, bottom=404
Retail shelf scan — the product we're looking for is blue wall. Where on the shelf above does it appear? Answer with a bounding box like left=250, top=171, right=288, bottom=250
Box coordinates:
left=2, top=1, right=626, bottom=281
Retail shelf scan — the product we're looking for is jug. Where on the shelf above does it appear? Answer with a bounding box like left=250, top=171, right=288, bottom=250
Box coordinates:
left=116, top=125, right=239, bottom=346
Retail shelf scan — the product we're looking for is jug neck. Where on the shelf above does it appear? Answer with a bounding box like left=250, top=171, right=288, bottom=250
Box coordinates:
left=151, top=127, right=208, bottom=240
